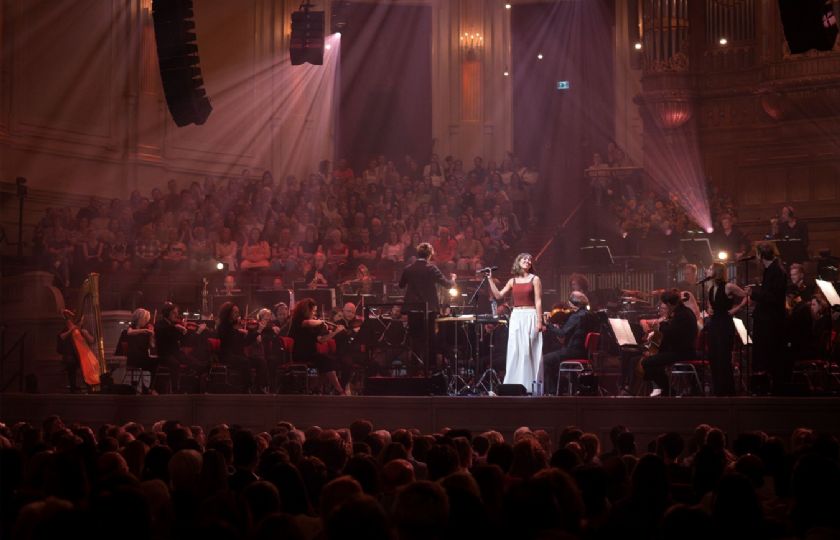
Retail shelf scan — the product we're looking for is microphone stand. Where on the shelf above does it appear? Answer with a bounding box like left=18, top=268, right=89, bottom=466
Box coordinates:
left=470, top=272, right=502, bottom=395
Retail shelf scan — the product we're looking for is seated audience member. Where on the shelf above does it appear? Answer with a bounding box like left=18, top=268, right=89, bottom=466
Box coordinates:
left=432, top=227, right=458, bottom=269
left=455, top=226, right=484, bottom=272
left=161, top=229, right=188, bottom=271
left=189, top=226, right=213, bottom=271
left=240, top=228, right=271, bottom=270
left=134, top=224, right=162, bottom=268
left=215, top=227, right=239, bottom=271
left=108, top=231, right=132, bottom=271
left=351, top=229, right=379, bottom=267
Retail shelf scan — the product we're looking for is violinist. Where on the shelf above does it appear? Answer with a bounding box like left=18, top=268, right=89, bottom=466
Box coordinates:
left=155, top=302, right=197, bottom=391
left=641, top=289, right=698, bottom=397
left=542, top=292, right=594, bottom=395
left=126, top=308, right=157, bottom=394
left=787, top=263, right=815, bottom=307
left=289, top=298, right=347, bottom=395
left=786, top=263, right=818, bottom=365
left=273, top=302, right=291, bottom=337
left=217, top=302, right=266, bottom=393
left=333, top=302, right=364, bottom=381
left=57, top=311, right=95, bottom=393
left=334, top=302, right=364, bottom=333
left=252, top=308, right=284, bottom=391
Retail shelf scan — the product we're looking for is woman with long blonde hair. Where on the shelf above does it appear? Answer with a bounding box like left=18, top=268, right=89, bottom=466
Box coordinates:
left=488, top=253, right=545, bottom=395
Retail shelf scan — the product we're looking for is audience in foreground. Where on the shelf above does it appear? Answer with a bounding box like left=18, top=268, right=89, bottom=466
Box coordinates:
left=1, top=415, right=838, bottom=539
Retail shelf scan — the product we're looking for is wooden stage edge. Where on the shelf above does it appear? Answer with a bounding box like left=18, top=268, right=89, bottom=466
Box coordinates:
left=2, top=394, right=839, bottom=447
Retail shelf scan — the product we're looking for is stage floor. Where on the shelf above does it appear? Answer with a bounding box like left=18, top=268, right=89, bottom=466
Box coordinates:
left=2, top=393, right=838, bottom=447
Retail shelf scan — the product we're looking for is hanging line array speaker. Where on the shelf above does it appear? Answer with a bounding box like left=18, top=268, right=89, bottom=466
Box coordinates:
left=291, top=4, right=325, bottom=65
left=152, top=0, right=213, bottom=126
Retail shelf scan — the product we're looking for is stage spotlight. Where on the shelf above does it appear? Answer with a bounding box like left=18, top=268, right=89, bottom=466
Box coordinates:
left=718, top=251, right=729, bottom=261
left=216, top=262, right=225, bottom=270
left=505, top=3, right=511, bottom=8
left=537, top=53, right=544, bottom=60
left=634, top=42, right=642, bottom=50
left=706, top=226, right=715, bottom=234
left=503, top=70, right=509, bottom=76
left=719, top=37, right=728, bottom=45
left=448, top=287, right=459, bottom=298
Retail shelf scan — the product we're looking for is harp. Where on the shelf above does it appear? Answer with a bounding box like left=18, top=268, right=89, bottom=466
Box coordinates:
left=64, top=273, right=107, bottom=387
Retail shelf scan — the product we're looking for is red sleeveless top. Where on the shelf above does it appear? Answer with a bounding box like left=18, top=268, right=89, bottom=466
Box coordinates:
left=512, top=275, right=536, bottom=307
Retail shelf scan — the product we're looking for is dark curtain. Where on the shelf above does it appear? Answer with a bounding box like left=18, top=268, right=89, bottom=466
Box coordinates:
left=511, top=1, right=614, bottom=264
left=338, top=3, right=432, bottom=171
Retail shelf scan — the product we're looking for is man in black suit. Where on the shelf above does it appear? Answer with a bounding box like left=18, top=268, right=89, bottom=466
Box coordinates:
left=748, top=242, right=788, bottom=393
left=399, top=242, right=456, bottom=366
left=543, top=292, right=595, bottom=394
left=642, top=289, right=698, bottom=396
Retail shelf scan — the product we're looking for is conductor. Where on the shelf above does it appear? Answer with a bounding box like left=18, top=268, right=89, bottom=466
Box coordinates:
left=399, top=242, right=457, bottom=366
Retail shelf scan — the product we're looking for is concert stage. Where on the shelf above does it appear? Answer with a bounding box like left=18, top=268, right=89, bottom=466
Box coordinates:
left=2, top=393, right=838, bottom=447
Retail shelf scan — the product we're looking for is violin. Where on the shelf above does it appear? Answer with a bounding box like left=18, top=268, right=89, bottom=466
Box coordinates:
left=545, top=305, right=577, bottom=327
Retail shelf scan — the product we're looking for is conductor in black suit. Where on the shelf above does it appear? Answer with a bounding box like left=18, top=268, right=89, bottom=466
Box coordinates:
left=747, top=242, right=788, bottom=393
left=399, top=242, right=457, bottom=367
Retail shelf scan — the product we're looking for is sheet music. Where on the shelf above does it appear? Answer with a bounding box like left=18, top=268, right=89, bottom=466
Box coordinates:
left=816, top=279, right=840, bottom=306
left=733, top=317, right=752, bottom=345
left=608, top=318, right=637, bottom=346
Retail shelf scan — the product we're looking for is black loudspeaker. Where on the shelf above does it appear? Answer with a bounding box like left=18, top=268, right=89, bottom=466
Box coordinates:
left=290, top=7, right=325, bottom=65
left=778, top=0, right=838, bottom=54
left=497, top=384, right=528, bottom=396
left=152, top=0, right=212, bottom=126
left=364, top=376, right=437, bottom=396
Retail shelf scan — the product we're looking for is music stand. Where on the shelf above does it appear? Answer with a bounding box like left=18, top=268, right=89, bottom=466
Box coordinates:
left=253, top=289, right=294, bottom=310
left=680, top=238, right=714, bottom=268
left=580, top=244, right=614, bottom=266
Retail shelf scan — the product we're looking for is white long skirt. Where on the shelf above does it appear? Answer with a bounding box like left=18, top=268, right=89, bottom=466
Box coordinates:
left=503, top=307, right=544, bottom=395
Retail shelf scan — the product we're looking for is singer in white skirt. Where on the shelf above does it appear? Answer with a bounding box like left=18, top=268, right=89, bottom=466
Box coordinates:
left=488, top=253, right=545, bottom=395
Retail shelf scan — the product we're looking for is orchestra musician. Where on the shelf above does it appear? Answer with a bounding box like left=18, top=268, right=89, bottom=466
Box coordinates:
left=542, top=291, right=595, bottom=395
left=747, top=243, right=788, bottom=394
left=57, top=310, right=95, bottom=393
left=304, top=252, right=337, bottom=288
left=154, top=302, right=195, bottom=391
left=704, top=263, right=748, bottom=396
left=333, top=302, right=364, bottom=382
left=641, top=289, right=698, bottom=397
left=252, top=308, right=285, bottom=392
left=399, top=242, right=457, bottom=366
left=217, top=301, right=267, bottom=393
left=125, top=308, right=157, bottom=394
left=787, top=263, right=815, bottom=306
left=273, top=302, right=291, bottom=337
left=289, top=298, right=348, bottom=395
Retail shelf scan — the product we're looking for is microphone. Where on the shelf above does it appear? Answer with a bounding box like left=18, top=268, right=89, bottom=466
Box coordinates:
left=476, top=266, right=499, bottom=274
left=738, top=255, right=757, bottom=262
